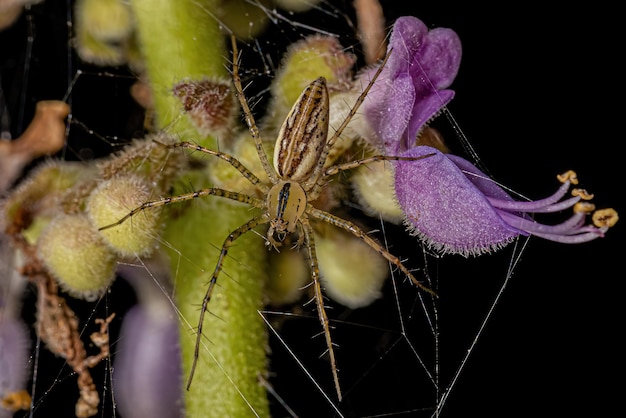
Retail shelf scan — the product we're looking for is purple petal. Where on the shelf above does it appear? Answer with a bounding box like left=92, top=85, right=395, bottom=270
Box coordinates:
left=416, top=27, right=463, bottom=90
left=395, top=146, right=520, bottom=256
left=113, top=305, right=183, bottom=418
left=387, top=16, right=429, bottom=77
left=405, top=89, right=455, bottom=151
left=372, top=73, right=415, bottom=155
left=360, top=16, right=462, bottom=155
left=0, top=318, right=30, bottom=399
left=113, top=262, right=183, bottom=418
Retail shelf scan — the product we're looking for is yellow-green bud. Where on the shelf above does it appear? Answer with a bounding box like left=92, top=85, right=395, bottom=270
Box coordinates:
left=351, top=159, right=405, bottom=224
left=266, top=246, right=309, bottom=306
left=316, top=225, right=388, bottom=309
left=37, top=214, right=117, bottom=301
left=87, top=175, right=161, bottom=257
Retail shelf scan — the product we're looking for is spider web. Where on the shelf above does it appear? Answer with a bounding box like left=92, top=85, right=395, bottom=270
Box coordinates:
left=1, top=1, right=622, bottom=417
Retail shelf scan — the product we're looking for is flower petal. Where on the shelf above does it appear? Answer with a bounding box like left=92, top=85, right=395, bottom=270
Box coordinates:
left=113, top=305, right=183, bottom=418
left=0, top=319, right=30, bottom=401
left=395, top=146, right=520, bottom=256
left=360, top=16, right=462, bottom=155
left=405, top=89, right=454, bottom=151
left=416, top=27, right=463, bottom=90
left=387, top=16, right=429, bottom=77
left=113, top=262, right=183, bottom=418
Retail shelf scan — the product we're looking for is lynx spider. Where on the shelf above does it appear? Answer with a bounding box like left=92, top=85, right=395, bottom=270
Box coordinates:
left=100, top=36, right=434, bottom=401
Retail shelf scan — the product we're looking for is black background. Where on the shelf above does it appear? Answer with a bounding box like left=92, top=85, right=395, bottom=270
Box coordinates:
left=1, top=1, right=623, bottom=417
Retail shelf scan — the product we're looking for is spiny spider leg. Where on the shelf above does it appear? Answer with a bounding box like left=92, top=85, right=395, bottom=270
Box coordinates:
left=300, top=217, right=341, bottom=400
left=171, top=142, right=269, bottom=192
left=307, top=205, right=436, bottom=296
left=230, top=36, right=278, bottom=183
left=323, top=153, right=436, bottom=177
left=98, top=189, right=264, bottom=231
left=187, top=215, right=269, bottom=390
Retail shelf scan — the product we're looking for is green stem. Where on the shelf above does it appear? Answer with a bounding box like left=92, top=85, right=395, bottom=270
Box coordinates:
left=130, top=0, right=224, bottom=148
left=129, top=1, right=270, bottom=416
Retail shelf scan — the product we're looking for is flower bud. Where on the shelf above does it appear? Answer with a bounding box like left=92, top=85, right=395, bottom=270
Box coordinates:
left=37, top=214, right=117, bottom=301
left=266, top=245, right=309, bottom=306
left=316, top=225, right=387, bottom=309
left=87, top=175, right=161, bottom=257
left=351, top=159, right=405, bottom=224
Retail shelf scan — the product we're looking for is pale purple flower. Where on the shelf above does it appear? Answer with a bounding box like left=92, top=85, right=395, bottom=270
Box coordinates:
left=361, top=15, right=461, bottom=155
left=113, top=263, right=183, bottom=418
left=0, top=318, right=31, bottom=417
left=396, top=147, right=611, bottom=255
left=360, top=16, right=617, bottom=255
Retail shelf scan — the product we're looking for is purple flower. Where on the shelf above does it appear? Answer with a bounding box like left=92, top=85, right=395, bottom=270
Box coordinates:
left=359, top=16, right=618, bottom=255
left=396, top=147, right=616, bottom=255
left=0, top=318, right=31, bottom=417
left=361, top=16, right=462, bottom=155
left=113, top=263, right=183, bottom=418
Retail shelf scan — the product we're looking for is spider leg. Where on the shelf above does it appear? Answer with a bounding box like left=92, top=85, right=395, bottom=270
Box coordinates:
left=230, top=35, right=278, bottom=184
left=187, top=215, right=269, bottom=390
left=307, top=205, right=436, bottom=297
left=300, top=217, right=342, bottom=401
left=323, top=153, right=435, bottom=177
left=171, top=142, right=270, bottom=193
left=308, top=153, right=435, bottom=200
left=98, top=188, right=264, bottom=231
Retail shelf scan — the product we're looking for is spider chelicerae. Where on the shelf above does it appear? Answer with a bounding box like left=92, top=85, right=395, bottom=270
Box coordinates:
left=99, top=36, right=434, bottom=400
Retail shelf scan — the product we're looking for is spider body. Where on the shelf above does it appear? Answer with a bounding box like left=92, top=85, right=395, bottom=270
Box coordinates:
left=267, top=180, right=306, bottom=245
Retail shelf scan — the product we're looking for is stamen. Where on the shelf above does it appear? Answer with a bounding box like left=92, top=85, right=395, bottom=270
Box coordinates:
left=499, top=211, right=586, bottom=235
left=572, top=188, right=594, bottom=200
left=574, top=202, right=595, bottom=214
left=487, top=180, right=574, bottom=212
left=557, top=170, right=578, bottom=185
left=592, top=208, right=619, bottom=228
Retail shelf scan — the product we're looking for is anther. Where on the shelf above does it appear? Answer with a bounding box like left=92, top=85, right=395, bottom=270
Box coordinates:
left=592, top=208, right=619, bottom=228
left=571, top=188, right=594, bottom=200
left=573, top=202, right=595, bottom=213
left=557, top=170, right=578, bottom=185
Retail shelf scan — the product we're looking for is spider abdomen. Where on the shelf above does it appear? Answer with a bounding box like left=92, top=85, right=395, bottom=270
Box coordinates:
left=273, top=77, right=329, bottom=182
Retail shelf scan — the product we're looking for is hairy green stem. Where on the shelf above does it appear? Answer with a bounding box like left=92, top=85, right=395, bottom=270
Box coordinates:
left=129, top=0, right=270, bottom=416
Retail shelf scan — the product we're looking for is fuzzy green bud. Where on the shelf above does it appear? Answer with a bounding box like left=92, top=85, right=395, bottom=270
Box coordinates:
left=87, top=175, right=161, bottom=257
left=316, top=224, right=388, bottom=309
left=37, top=214, right=117, bottom=301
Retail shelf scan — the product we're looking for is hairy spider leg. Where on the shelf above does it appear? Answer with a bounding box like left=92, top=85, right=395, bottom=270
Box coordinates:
left=230, top=36, right=278, bottom=184
left=300, top=217, right=341, bottom=400
left=308, top=205, right=436, bottom=296
left=187, top=215, right=269, bottom=390
left=98, top=190, right=264, bottom=232
left=170, top=141, right=270, bottom=193
left=323, top=153, right=435, bottom=177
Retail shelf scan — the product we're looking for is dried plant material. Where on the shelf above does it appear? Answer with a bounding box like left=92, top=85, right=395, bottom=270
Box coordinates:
left=354, top=0, right=386, bottom=64
left=0, top=4, right=21, bottom=29
left=172, top=78, right=237, bottom=139
left=0, top=101, right=69, bottom=193
left=33, top=274, right=113, bottom=417
left=5, top=227, right=112, bottom=417
left=0, top=0, right=43, bottom=30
